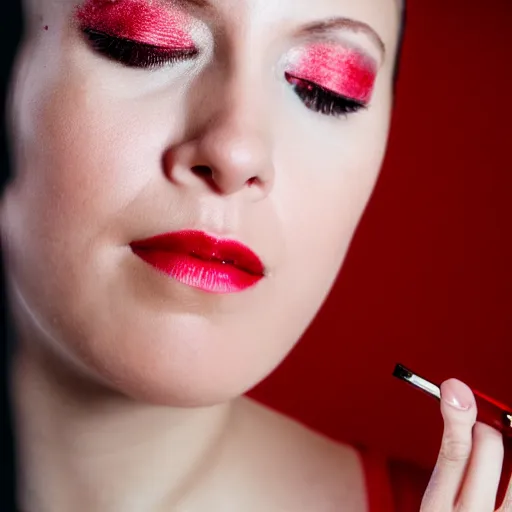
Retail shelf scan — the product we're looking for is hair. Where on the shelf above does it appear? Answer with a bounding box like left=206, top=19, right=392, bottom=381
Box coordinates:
left=0, top=2, right=406, bottom=510
left=1, top=1, right=23, bottom=507
left=1, top=0, right=23, bottom=506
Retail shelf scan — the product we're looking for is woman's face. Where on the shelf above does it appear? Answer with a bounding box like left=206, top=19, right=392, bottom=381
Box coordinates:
left=2, top=0, right=399, bottom=405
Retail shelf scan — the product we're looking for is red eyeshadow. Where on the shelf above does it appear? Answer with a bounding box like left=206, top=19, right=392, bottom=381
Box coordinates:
left=287, top=44, right=377, bottom=104
left=76, top=0, right=194, bottom=49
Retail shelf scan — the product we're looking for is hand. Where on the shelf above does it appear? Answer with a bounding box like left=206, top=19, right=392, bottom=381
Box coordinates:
left=421, top=379, right=512, bottom=511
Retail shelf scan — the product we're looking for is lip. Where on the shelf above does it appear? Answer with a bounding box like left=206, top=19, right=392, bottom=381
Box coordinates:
left=130, top=230, right=265, bottom=294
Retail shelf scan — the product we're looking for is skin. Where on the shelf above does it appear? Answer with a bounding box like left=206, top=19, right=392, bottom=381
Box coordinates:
left=1, top=0, right=511, bottom=510
left=5, top=0, right=396, bottom=407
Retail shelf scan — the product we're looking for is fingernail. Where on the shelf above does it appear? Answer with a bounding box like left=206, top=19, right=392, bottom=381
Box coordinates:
left=441, top=379, right=473, bottom=411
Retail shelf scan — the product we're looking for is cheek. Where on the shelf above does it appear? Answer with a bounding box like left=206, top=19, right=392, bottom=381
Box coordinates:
left=273, top=120, right=390, bottom=307
left=11, top=69, right=165, bottom=246
left=285, top=175, right=373, bottom=282
left=3, top=60, right=161, bottom=334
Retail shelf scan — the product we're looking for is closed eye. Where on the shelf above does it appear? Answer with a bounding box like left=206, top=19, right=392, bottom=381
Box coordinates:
left=82, top=29, right=198, bottom=69
left=285, top=73, right=366, bottom=118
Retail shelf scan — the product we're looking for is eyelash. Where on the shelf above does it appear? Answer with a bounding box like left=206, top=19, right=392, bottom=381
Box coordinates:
left=285, top=73, right=366, bottom=118
left=83, top=30, right=366, bottom=118
left=83, top=29, right=198, bottom=69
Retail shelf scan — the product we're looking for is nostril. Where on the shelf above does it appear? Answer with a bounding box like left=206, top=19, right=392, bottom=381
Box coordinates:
left=190, top=165, right=264, bottom=194
left=191, top=165, right=213, bottom=178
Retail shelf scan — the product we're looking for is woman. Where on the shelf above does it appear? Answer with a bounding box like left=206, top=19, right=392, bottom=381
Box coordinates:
left=0, top=0, right=509, bottom=510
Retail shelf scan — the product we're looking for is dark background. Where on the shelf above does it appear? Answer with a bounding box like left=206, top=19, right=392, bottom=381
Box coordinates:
left=250, top=0, right=512, bottom=471
left=0, top=0, right=510, bottom=493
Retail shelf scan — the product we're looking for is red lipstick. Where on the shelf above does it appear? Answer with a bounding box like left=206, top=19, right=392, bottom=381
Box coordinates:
left=287, top=44, right=377, bottom=104
left=130, top=231, right=265, bottom=294
left=393, top=364, right=512, bottom=437
left=76, top=0, right=194, bottom=49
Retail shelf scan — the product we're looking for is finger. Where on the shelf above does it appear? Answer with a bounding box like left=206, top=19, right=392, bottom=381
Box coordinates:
left=500, top=487, right=512, bottom=512
left=420, top=379, right=477, bottom=511
left=456, top=421, right=504, bottom=511
left=501, top=498, right=512, bottom=512
left=495, top=437, right=512, bottom=511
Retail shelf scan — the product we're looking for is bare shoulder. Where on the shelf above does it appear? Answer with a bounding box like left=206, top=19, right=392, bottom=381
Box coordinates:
left=224, top=396, right=369, bottom=512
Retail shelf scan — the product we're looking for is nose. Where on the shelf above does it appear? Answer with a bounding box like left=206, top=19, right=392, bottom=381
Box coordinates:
left=165, top=98, right=275, bottom=199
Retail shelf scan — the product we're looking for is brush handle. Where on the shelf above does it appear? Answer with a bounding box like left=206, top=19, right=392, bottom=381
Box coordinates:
left=473, top=390, right=512, bottom=437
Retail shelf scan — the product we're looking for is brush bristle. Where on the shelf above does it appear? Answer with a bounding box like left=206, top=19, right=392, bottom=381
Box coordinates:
left=392, top=363, right=412, bottom=380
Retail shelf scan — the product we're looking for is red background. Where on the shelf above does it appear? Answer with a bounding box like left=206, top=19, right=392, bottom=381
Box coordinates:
left=249, top=0, right=512, bottom=470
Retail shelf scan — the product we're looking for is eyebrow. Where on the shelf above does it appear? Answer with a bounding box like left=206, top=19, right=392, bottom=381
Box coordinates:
left=296, top=17, right=386, bottom=59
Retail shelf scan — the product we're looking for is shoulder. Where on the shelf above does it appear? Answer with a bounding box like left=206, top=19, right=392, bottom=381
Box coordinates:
left=227, top=397, right=369, bottom=512
left=228, top=397, right=431, bottom=511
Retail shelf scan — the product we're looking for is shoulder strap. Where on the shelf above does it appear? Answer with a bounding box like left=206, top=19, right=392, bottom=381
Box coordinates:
left=358, top=448, right=395, bottom=512
left=387, top=458, right=430, bottom=511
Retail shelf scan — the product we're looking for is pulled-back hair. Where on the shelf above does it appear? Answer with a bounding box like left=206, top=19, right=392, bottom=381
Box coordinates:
left=1, top=4, right=23, bottom=510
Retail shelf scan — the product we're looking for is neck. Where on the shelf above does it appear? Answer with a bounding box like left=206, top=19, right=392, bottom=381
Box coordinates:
left=11, top=339, right=233, bottom=512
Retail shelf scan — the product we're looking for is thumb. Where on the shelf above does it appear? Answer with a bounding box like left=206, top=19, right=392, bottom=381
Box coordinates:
left=421, top=378, right=477, bottom=510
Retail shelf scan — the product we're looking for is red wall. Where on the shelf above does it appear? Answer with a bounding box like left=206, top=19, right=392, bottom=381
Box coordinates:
left=249, top=0, right=512, bottom=470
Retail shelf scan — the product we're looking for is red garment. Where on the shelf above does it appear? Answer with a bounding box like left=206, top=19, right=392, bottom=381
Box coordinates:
left=359, top=449, right=430, bottom=511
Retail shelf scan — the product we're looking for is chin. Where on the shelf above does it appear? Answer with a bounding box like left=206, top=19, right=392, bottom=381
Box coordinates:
left=88, top=353, right=264, bottom=408
left=9, top=251, right=310, bottom=408
left=44, top=318, right=284, bottom=408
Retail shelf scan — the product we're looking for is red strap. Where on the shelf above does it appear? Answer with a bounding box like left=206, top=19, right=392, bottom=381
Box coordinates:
left=387, top=458, right=430, bottom=512
left=358, top=448, right=395, bottom=512
left=358, top=446, right=431, bottom=511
